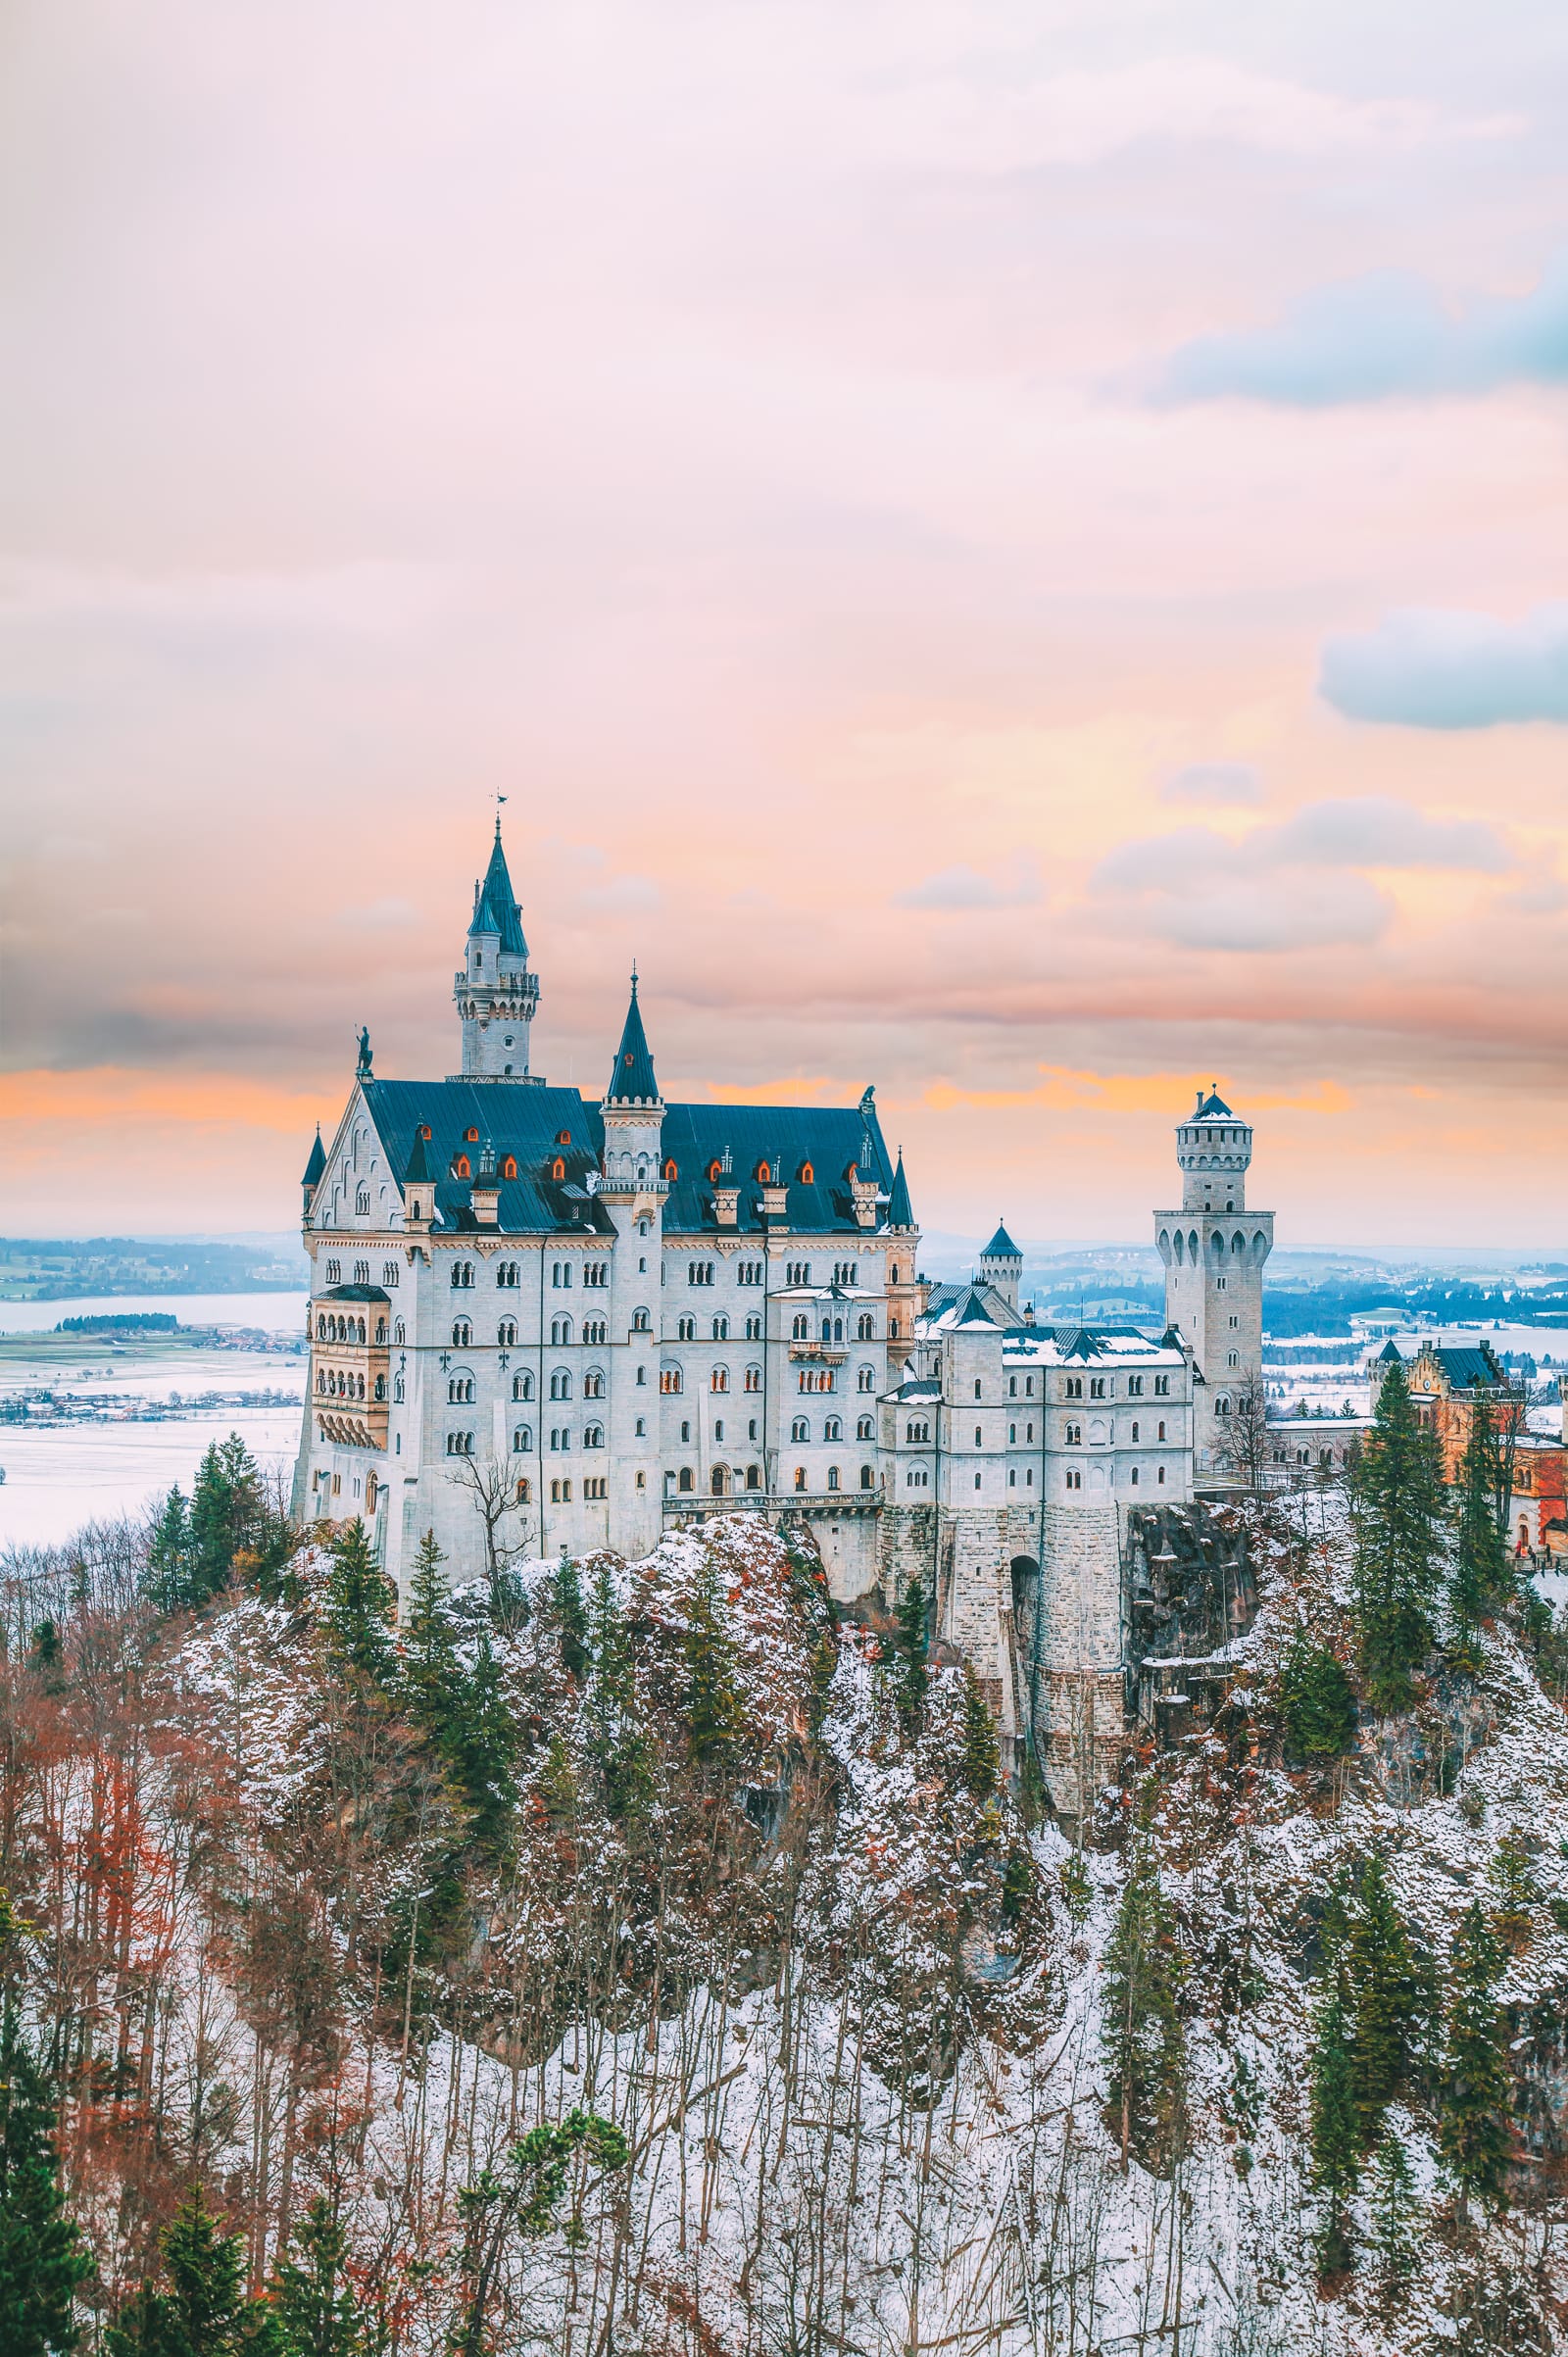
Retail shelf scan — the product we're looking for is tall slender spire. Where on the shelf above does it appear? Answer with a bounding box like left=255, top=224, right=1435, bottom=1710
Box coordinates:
left=606, top=970, right=661, bottom=1104
left=887, top=1148, right=914, bottom=1229
left=454, top=816, right=540, bottom=1081
left=468, top=821, right=529, bottom=957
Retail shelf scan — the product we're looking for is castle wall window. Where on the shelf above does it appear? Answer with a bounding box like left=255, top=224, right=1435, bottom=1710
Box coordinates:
left=454, top=1156, right=470, bottom=1179
left=497, top=1260, right=519, bottom=1288
left=974, top=1426, right=983, bottom=1448
left=513, top=1425, right=532, bottom=1452
left=677, top=1316, right=696, bottom=1342
left=1157, top=1465, right=1166, bottom=1484
left=889, top=1319, right=900, bottom=1339
left=513, top=1372, right=533, bottom=1400
left=824, top=1417, right=842, bottom=1442
left=550, top=1369, right=572, bottom=1399
left=583, top=1368, right=605, bottom=1399
left=792, top=1315, right=808, bottom=1340
left=1090, top=1378, right=1106, bottom=1399
left=552, top=1262, right=572, bottom=1289
left=680, top=1419, right=691, bottom=1441
left=746, top=1314, right=762, bottom=1341
left=857, top=1313, right=874, bottom=1341
left=1065, top=1469, right=1082, bottom=1490
left=393, top=1377, right=404, bottom=1402
left=1157, top=1421, right=1166, bottom=1441
left=356, top=1190, right=370, bottom=1215
left=1009, top=1423, right=1016, bottom=1443
left=857, top=1414, right=874, bottom=1440
left=583, top=1261, right=608, bottom=1288
left=660, top=1366, right=683, bottom=1394
left=792, top=1416, right=809, bottom=1443
left=1131, top=1421, right=1139, bottom=1442
left=324, top=1259, right=341, bottom=1284
left=382, top=1261, right=400, bottom=1287
left=906, top=1468, right=928, bottom=1490
left=1064, top=1377, right=1083, bottom=1399
left=516, top=1477, right=532, bottom=1502
left=678, top=1466, right=694, bottom=1493
left=634, top=1415, right=646, bottom=1435
left=354, top=1260, right=370, bottom=1285
left=794, top=1467, right=807, bottom=1491
left=583, top=1319, right=608, bottom=1345
left=786, top=1262, right=811, bottom=1287
left=583, top=1476, right=608, bottom=1499
left=738, top=1261, right=763, bottom=1285
left=451, top=1260, right=473, bottom=1289
left=1065, top=1423, right=1081, bottom=1446
left=1008, top=1468, right=1015, bottom=1487
left=550, top=1479, right=572, bottom=1502
left=711, top=1315, right=728, bottom=1341
left=1127, top=1375, right=1143, bottom=1397
left=860, top=1465, right=874, bottom=1490
left=446, top=1431, right=475, bottom=1455
left=549, top=1427, right=571, bottom=1450
left=827, top=1466, right=840, bottom=1491
left=447, top=1376, right=475, bottom=1403
left=746, top=1465, right=761, bottom=1491
left=584, top=1423, right=605, bottom=1449
left=498, top=1319, right=517, bottom=1347
left=688, top=1261, right=714, bottom=1286
left=906, top=1420, right=930, bottom=1444
left=1154, top=1375, right=1170, bottom=1397
left=857, top=1365, right=875, bottom=1393
left=452, top=1319, right=471, bottom=1348
left=394, top=1319, right=405, bottom=1344
left=1227, top=1350, right=1239, bottom=1368
left=551, top=1316, right=573, bottom=1346
left=632, top=1307, right=651, bottom=1331
left=744, top=1364, right=762, bottom=1393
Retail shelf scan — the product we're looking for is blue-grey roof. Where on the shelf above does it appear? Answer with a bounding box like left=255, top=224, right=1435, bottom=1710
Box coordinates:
left=302, top=1127, right=326, bottom=1187
left=606, top=975, right=660, bottom=1104
left=1193, top=1089, right=1238, bottom=1122
left=1416, top=1342, right=1509, bottom=1392
left=363, top=1079, right=612, bottom=1238
left=359, top=1080, right=893, bottom=1240
left=887, top=1150, right=914, bottom=1229
left=468, top=824, right=528, bottom=958
left=981, top=1220, right=1020, bottom=1260
left=657, top=1101, right=894, bottom=1236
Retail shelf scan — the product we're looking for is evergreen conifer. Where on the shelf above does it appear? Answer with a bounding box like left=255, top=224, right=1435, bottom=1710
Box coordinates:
left=446, top=1636, right=518, bottom=1854
left=144, top=1487, right=193, bottom=1614
left=1308, top=1970, right=1359, bottom=2279
left=582, top=1565, right=653, bottom=1825
left=320, top=1521, right=397, bottom=1688
left=0, top=2006, right=91, bottom=2356
left=1348, top=1852, right=1426, bottom=2143
left=1279, top=1631, right=1356, bottom=1762
left=551, top=1556, right=590, bottom=1683
left=108, top=2187, right=278, bottom=2357
left=1488, top=1830, right=1540, bottom=1955
left=1438, top=1900, right=1514, bottom=2225
left=956, top=1666, right=1002, bottom=1820
left=187, top=1436, right=266, bottom=1606
left=1451, top=1399, right=1511, bottom=1667
left=892, top=1576, right=928, bottom=1736
left=270, top=2195, right=374, bottom=2357
left=1102, top=1846, right=1187, bottom=2172
left=399, top=1533, right=459, bottom=1732
left=1349, top=1360, right=1446, bottom=1711
left=1367, top=2131, right=1419, bottom=2306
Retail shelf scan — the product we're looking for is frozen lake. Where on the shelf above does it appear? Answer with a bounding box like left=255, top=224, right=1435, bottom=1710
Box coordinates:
left=0, top=1293, right=308, bottom=1547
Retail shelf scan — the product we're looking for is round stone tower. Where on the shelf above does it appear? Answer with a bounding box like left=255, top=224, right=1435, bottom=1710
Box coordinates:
left=1154, top=1087, right=1274, bottom=1470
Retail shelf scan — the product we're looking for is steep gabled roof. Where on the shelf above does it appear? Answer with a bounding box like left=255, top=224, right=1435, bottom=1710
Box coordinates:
left=656, top=1102, right=895, bottom=1237
left=468, top=822, right=529, bottom=957
left=887, top=1150, right=914, bottom=1229
left=1375, top=1339, right=1403, bottom=1364
left=1193, top=1089, right=1237, bottom=1122
left=403, top=1129, right=432, bottom=1185
left=302, top=1126, right=326, bottom=1187
left=981, top=1219, right=1020, bottom=1259
left=606, top=973, right=660, bottom=1103
left=360, top=1079, right=613, bottom=1237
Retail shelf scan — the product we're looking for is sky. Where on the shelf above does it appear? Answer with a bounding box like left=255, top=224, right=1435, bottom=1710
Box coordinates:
left=4, top=1, right=1568, bottom=1250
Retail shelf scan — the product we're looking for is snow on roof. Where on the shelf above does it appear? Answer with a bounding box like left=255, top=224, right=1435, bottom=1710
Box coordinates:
left=1004, top=1323, right=1187, bottom=1368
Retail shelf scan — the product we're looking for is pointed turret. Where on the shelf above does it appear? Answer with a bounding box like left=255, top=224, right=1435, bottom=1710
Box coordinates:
left=402, top=1129, right=435, bottom=1230
left=606, top=971, right=661, bottom=1105
left=301, top=1126, right=326, bottom=1220
left=978, top=1216, right=1023, bottom=1312
left=887, top=1150, right=914, bottom=1230
left=453, top=816, right=540, bottom=1081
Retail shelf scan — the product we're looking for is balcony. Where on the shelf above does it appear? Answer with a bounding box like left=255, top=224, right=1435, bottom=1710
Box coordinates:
left=309, top=1341, right=391, bottom=1449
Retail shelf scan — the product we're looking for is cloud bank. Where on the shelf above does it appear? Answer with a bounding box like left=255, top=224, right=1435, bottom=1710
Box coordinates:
left=1320, top=605, right=1568, bottom=727
left=1152, top=261, right=1568, bottom=408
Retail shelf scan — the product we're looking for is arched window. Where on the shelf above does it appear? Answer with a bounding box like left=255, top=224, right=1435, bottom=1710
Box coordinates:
left=799, top=1161, right=814, bottom=1184
left=826, top=1465, right=840, bottom=1491
left=452, top=1319, right=471, bottom=1348
left=710, top=1366, right=729, bottom=1393
left=382, top=1260, right=399, bottom=1287
left=746, top=1464, right=761, bottom=1491
left=823, top=1416, right=842, bottom=1442
left=1157, top=1465, right=1166, bottom=1485
left=677, top=1466, right=694, bottom=1493
left=550, top=1369, right=572, bottom=1399
left=794, top=1466, right=808, bottom=1492
left=857, top=1312, right=874, bottom=1341
left=584, top=1422, right=605, bottom=1449
left=465, top=1126, right=479, bottom=1144
left=373, top=1375, right=386, bottom=1399
left=498, top=1318, right=516, bottom=1347
left=513, top=1424, right=532, bottom=1452
left=710, top=1464, right=728, bottom=1495
left=859, top=1464, right=874, bottom=1490
left=394, top=1318, right=405, bottom=1344
left=755, top=1160, right=770, bottom=1183
left=1157, top=1420, right=1166, bottom=1442
left=497, top=1259, right=519, bottom=1288
left=711, top=1314, right=728, bottom=1341
left=551, top=1157, right=565, bottom=1181
left=857, top=1415, right=874, bottom=1440
left=745, top=1364, right=762, bottom=1392
left=792, top=1416, right=809, bottom=1443
left=664, top=1158, right=678, bottom=1182
left=632, top=1306, right=651, bottom=1331
left=514, top=1371, right=533, bottom=1400
left=551, top=1316, right=572, bottom=1346
left=501, top=1155, right=517, bottom=1179
left=374, top=1318, right=387, bottom=1343
left=454, top=1155, right=470, bottom=1179
left=661, top=1364, right=683, bottom=1394
left=583, top=1367, right=605, bottom=1399
left=889, top=1318, right=900, bottom=1339
left=451, top=1260, right=473, bottom=1289
left=792, top=1314, right=808, bottom=1340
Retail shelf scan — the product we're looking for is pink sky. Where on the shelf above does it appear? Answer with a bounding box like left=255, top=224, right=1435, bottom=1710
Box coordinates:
left=4, top=4, right=1568, bottom=1249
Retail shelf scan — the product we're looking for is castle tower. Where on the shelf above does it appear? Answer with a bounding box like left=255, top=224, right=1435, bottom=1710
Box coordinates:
left=1154, top=1086, right=1274, bottom=1468
left=977, top=1219, right=1023, bottom=1313
left=884, top=1149, right=923, bottom=1370
left=598, top=972, right=665, bottom=1552
left=452, top=820, right=541, bottom=1082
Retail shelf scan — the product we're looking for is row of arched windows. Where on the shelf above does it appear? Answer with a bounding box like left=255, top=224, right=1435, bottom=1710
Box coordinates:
left=791, top=1415, right=875, bottom=1443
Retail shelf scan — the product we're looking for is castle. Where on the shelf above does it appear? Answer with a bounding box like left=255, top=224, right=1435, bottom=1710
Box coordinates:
left=293, top=824, right=1275, bottom=1808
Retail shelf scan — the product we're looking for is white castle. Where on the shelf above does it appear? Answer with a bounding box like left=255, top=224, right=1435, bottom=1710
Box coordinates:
left=293, top=825, right=1275, bottom=1807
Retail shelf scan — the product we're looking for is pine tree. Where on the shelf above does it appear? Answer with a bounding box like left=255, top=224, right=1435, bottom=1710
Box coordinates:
left=583, top=1564, right=653, bottom=1824
left=144, top=1487, right=193, bottom=1614
left=108, top=2187, right=279, bottom=2356
left=186, top=1435, right=266, bottom=1606
left=1279, top=1631, right=1356, bottom=1762
left=1347, top=1852, right=1426, bottom=2144
left=956, top=1666, right=1002, bottom=1817
left=682, top=1547, right=746, bottom=1767
left=0, top=2006, right=91, bottom=2357
left=1451, top=1399, right=1511, bottom=1667
left=446, top=1637, right=518, bottom=1854
left=1102, top=1846, right=1187, bottom=2173
left=319, top=1521, right=397, bottom=1687
left=1488, top=1830, right=1540, bottom=1955
left=892, top=1576, right=929, bottom=1736
left=1308, top=1969, right=1359, bottom=2280
left=1349, top=1359, right=1446, bottom=1712
left=1367, top=2131, right=1419, bottom=2307
left=551, top=1556, right=590, bottom=1683
left=269, top=2195, right=373, bottom=2357
left=1438, top=1900, right=1514, bottom=2226
left=399, top=1532, right=459, bottom=1733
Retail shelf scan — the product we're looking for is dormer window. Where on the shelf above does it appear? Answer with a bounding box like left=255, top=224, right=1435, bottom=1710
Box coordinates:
left=557, top=1129, right=571, bottom=1146
left=454, top=1154, right=470, bottom=1179
left=799, top=1161, right=814, bottom=1184
left=501, top=1155, right=517, bottom=1179
left=756, top=1160, right=771, bottom=1183
left=664, top=1158, right=678, bottom=1182
left=551, top=1156, right=565, bottom=1181
left=465, top=1127, right=479, bottom=1144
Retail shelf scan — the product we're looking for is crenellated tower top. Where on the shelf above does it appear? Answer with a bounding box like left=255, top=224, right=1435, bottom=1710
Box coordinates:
left=1176, top=1086, right=1251, bottom=1213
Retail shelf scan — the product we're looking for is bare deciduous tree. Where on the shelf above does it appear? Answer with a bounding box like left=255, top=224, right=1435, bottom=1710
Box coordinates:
left=450, top=1450, right=536, bottom=1617
left=1213, top=1375, right=1274, bottom=1490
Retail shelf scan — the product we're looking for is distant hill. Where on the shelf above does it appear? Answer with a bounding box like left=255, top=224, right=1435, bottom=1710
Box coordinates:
left=0, top=1234, right=309, bottom=1301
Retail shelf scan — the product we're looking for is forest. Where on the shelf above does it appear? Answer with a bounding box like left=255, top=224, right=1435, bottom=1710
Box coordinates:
left=2, top=1368, right=1568, bottom=2355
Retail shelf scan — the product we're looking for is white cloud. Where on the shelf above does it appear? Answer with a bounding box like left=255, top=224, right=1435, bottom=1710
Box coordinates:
left=895, top=854, right=1042, bottom=911
left=1321, top=604, right=1568, bottom=727
left=1159, top=761, right=1263, bottom=807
